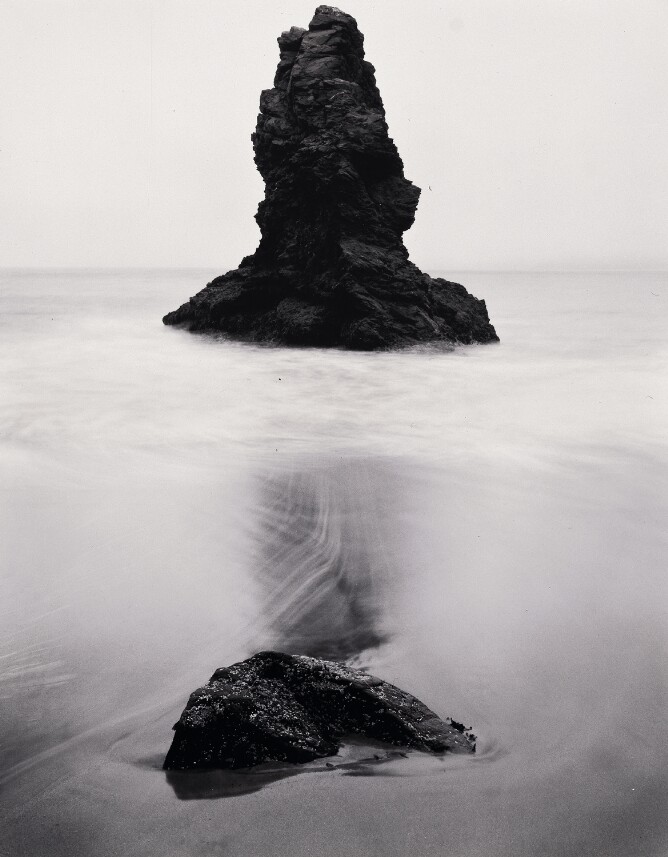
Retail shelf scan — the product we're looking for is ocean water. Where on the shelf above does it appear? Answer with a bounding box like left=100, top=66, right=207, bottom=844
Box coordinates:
left=0, top=269, right=666, bottom=856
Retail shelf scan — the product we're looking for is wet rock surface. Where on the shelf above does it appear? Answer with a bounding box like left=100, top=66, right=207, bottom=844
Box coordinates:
left=163, top=6, right=498, bottom=349
left=163, top=651, right=475, bottom=770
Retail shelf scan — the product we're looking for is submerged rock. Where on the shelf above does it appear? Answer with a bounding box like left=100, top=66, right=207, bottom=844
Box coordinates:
left=163, top=651, right=475, bottom=770
left=163, top=6, right=498, bottom=349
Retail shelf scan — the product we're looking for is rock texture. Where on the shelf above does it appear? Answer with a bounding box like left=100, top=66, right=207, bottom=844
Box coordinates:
left=163, top=651, right=476, bottom=770
left=163, top=6, right=498, bottom=349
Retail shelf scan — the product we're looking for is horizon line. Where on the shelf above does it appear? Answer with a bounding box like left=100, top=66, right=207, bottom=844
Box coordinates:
left=1, top=266, right=666, bottom=275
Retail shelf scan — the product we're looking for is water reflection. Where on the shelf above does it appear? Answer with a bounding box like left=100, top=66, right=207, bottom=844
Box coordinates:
left=249, top=458, right=397, bottom=662
left=165, top=740, right=419, bottom=800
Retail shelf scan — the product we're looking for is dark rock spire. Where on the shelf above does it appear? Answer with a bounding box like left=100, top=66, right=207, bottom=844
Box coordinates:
left=163, top=6, right=498, bottom=349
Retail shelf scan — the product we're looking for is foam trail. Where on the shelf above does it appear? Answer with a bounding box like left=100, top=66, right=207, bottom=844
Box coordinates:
left=249, top=459, right=397, bottom=662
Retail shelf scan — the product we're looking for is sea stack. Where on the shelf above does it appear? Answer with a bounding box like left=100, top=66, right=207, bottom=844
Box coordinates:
left=163, top=6, right=498, bottom=349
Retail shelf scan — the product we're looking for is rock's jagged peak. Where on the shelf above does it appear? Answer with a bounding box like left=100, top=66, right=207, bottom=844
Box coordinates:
left=310, top=5, right=359, bottom=30
left=272, top=4, right=379, bottom=117
left=279, top=5, right=359, bottom=45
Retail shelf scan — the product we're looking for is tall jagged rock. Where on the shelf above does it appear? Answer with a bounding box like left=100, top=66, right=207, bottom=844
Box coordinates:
left=163, top=6, right=498, bottom=350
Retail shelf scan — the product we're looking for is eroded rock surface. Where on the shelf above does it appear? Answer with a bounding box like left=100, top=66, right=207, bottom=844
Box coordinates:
left=163, top=651, right=475, bottom=770
left=163, top=6, right=498, bottom=349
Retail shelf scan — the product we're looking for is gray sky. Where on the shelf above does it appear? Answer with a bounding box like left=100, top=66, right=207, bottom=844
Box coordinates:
left=1, top=0, right=666, bottom=270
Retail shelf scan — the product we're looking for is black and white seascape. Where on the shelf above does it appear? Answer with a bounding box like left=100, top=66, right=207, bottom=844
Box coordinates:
left=1, top=3, right=667, bottom=857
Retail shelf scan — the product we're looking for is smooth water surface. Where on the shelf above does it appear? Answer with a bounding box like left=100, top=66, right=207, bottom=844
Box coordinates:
left=0, top=269, right=666, bottom=856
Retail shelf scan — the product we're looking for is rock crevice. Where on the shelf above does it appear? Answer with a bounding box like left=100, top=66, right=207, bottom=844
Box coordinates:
left=163, top=6, right=498, bottom=349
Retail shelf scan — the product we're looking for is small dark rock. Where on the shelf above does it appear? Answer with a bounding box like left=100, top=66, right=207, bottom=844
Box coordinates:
left=163, top=651, right=475, bottom=770
left=163, top=6, right=498, bottom=350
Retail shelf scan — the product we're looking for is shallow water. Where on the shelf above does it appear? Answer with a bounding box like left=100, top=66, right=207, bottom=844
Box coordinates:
left=0, top=269, right=666, bottom=856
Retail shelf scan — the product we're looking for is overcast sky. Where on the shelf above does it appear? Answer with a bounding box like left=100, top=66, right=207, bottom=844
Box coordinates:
left=1, top=0, right=666, bottom=270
